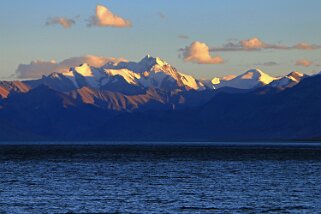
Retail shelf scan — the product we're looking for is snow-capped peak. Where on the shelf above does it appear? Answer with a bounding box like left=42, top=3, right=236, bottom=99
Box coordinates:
left=73, top=63, right=93, bottom=76
left=211, top=69, right=307, bottom=90
left=101, top=55, right=169, bottom=74
left=138, top=55, right=168, bottom=68
left=57, top=55, right=206, bottom=91
left=136, top=55, right=203, bottom=90
left=212, top=69, right=279, bottom=89
left=240, top=69, right=277, bottom=84
left=287, top=71, right=304, bottom=79
left=63, top=63, right=93, bottom=77
left=268, top=71, right=306, bottom=88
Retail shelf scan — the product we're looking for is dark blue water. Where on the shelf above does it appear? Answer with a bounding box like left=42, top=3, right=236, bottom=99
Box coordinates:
left=1, top=142, right=321, bottom=213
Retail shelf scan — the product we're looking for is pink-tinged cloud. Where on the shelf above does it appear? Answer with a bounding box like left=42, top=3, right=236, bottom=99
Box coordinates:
left=210, top=38, right=321, bottom=52
left=15, top=55, right=127, bottom=79
left=88, top=5, right=131, bottom=28
left=294, top=43, right=321, bottom=50
left=46, top=17, right=75, bottom=28
left=295, top=59, right=313, bottom=67
left=181, top=41, right=224, bottom=64
left=241, top=38, right=265, bottom=49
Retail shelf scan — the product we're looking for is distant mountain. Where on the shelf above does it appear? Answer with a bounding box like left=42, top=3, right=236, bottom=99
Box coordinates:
left=24, top=73, right=77, bottom=93
left=0, top=55, right=319, bottom=141
left=0, top=85, right=118, bottom=139
left=68, top=87, right=171, bottom=111
left=24, top=55, right=206, bottom=94
left=87, top=74, right=321, bottom=141
left=23, top=57, right=307, bottom=94
left=211, top=69, right=309, bottom=90
left=198, top=74, right=321, bottom=140
left=268, top=71, right=306, bottom=88
left=0, top=81, right=30, bottom=98
left=212, top=69, right=279, bottom=89
left=102, top=55, right=205, bottom=91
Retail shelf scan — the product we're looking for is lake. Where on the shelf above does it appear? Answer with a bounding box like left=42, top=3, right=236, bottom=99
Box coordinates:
left=1, top=142, right=321, bottom=213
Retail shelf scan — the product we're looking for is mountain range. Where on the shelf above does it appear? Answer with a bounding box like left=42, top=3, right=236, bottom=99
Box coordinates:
left=0, top=55, right=319, bottom=141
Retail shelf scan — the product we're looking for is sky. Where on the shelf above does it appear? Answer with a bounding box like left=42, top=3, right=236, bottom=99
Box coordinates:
left=1, top=0, right=321, bottom=80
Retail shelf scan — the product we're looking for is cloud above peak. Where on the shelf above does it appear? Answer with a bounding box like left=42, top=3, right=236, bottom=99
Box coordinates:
left=241, top=37, right=265, bottom=49
left=181, top=41, right=224, bottom=64
left=46, top=17, right=75, bottom=28
left=15, top=55, right=127, bottom=79
left=88, top=5, right=131, bottom=28
left=210, top=38, right=321, bottom=52
left=254, top=61, right=279, bottom=67
left=296, top=59, right=313, bottom=67
left=294, top=43, right=321, bottom=50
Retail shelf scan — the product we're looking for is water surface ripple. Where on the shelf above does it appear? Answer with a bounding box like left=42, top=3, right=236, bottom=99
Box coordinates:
left=1, top=143, right=321, bottom=213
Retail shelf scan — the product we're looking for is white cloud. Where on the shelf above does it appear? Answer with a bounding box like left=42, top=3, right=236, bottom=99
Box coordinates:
left=15, top=55, right=127, bottom=79
left=88, top=5, right=131, bottom=28
left=181, top=41, right=224, bottom=64
left=46, top=17, right=75, bottom=29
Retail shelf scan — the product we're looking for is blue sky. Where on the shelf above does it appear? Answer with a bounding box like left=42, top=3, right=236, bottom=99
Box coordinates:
left=1, top=0, right=321, bottom=79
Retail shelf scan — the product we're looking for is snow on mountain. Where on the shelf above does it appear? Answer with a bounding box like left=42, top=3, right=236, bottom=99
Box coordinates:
left=211, top=75, right=236, bottom=86
left=268, top=71, right=306, bottom=88
left=103, top=69, right=140, bottom=85
left=23, top=55, right=309, bottom=94
left=212, top=69, right=279, bottom=89
left=102, top=54, right=167, bottom=73
left=103, top=55, right=205, bottom=90
left=55, top=55, right=206, bottom=92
